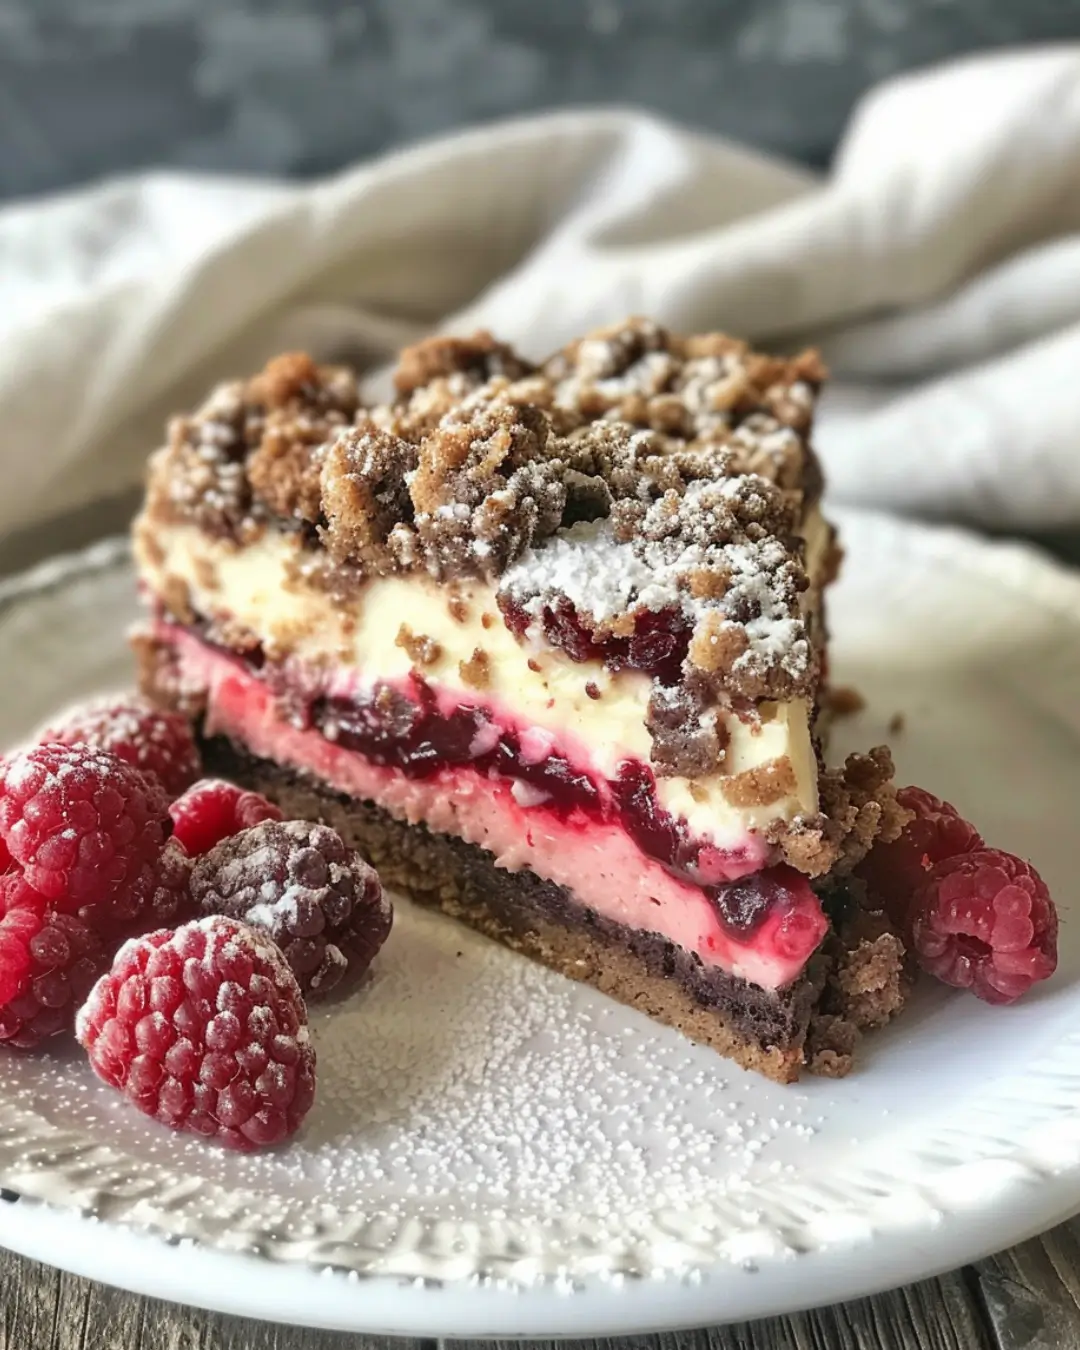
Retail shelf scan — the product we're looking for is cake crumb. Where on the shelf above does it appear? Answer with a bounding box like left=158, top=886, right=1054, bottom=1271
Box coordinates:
left=191, top=554, right=219, bottom=592
left=805, top=1014, right=859, bottom=1078
left=830, top=918, right=909, bottom=1030
left=393, top=330, right=534, bottom=396
left=396, top=624, right=442, bottom=667
left=319, top=424, right=417, bottom=574
left=721, top=758, right=797, bottom=808
left=245, top=353, right=359, bottom=524
left=773, top=746, right=909, bottom=878
left=688, top=612, right=750, bottom=674
left=459, top=648, right=491, bottom=689
left=160, top=573, right=195, bottom=626
left=135, top=519, right=166, bottom=569
left=584, top=681, right=601, bottom=701
left=481, top=613, right=494, bottom=630
left=804, top=900, right=910, bottom=1078
left=447, top=592, right=470, bottom=624
left=646, top=684, right=728, bottom=778
left=827, top=685, right=865, bottom=717
left=888, top=711, right=906, bottom=735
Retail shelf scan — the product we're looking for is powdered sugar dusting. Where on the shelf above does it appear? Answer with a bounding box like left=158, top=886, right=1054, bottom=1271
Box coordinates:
left=14, top=880, right=1080, bottom=1292
left=202, top=914, right=300, bottom=994
left=500, top=479, right=812, bottom=692
left=502, top=519, right=676, bottom=623
left=13, top=896, right=838, bottom=1282
left=190, top=819, right=391, bottom=998
left=246, top=883, right=303, bottom=932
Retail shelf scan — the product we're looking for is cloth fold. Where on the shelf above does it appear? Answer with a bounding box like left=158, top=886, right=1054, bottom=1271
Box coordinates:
left=4, top=47, right=1080, bottom=542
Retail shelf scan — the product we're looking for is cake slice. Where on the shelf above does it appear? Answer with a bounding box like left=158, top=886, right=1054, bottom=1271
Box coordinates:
left=133, top=319, right=909, bottom=1082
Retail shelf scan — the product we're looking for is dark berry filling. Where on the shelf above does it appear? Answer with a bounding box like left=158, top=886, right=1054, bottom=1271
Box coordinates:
left=313, top=681, right=604, bottom=821
left=499, top=595, right=691, bottom=686
left=707, top=866, right=804, bottom=938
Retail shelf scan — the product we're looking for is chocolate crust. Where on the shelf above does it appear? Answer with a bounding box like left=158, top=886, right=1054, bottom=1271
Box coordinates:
left=201, top=737, right=825, bottom=1084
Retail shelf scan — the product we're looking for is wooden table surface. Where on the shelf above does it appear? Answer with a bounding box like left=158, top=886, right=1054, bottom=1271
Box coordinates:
left=3, top=1217, right=1080, bottom=1349
left=1, top=519, right=1078, bottom=1349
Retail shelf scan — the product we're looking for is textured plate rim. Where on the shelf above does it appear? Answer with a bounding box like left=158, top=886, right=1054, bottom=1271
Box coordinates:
left=0, top=513, right=1078, bottom=1335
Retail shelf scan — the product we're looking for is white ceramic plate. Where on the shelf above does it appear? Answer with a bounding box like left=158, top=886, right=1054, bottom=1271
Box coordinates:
left=0, top=511, right=1078, bottom=1338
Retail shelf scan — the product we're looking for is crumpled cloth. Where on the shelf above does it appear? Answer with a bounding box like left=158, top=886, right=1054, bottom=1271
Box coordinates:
left=4, top=47, right=1080, bottom=543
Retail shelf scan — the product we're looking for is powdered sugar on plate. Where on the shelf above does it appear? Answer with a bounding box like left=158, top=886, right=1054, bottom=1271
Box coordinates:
left=9, top=896, right=834, bottom=1280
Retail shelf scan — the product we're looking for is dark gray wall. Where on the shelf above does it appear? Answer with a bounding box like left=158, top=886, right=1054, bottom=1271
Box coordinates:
left=1, top=0, right=1078, bottom=200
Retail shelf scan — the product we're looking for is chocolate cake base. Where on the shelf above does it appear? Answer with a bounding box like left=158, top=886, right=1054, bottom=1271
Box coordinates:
left=202, top=738, right=827, bottom=1083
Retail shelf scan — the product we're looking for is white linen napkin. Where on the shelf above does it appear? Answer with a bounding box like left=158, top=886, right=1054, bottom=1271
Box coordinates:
left=4, top=46, right=1080, bottom=544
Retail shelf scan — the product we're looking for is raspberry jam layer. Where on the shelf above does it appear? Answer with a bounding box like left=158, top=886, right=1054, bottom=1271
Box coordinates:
left=164, top=626, right=828, bottom=990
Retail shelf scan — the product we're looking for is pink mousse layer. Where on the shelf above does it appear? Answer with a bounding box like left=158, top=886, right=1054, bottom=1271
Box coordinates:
left=170, top=628, right=826, bottom=990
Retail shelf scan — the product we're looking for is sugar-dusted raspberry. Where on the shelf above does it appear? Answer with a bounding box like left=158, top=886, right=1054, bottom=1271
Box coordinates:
left=76, top=916, right=316, bottom=1151
left=123, top=841, right=194, bottom=932
left=0, top=902, right=107, bottom=1049
left=855, top=786, right=983, bottom=933
left=190, top=820, right=391, bottom=997
left=37, top=695, right=201, bottom=798
left=0, top=744, right=173, bottom=930
left=911, top=849, right=1057, bottom=1005
left=170, top=779, right=283, bottom=857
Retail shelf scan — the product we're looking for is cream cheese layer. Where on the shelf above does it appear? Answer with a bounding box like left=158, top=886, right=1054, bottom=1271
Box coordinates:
left=136, top=520, right=822, bottom=850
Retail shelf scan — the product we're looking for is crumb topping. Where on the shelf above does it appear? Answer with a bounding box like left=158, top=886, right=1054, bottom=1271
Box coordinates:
left=395, top=624, right=442, bottom=668
left=393, top=331, right=534, bottom=397
left=721, top=758, right=798, bottom=809
left=139, top=318, right=829, bottom=774
left=545, top=316, right=825, bottom=489
left=146, top=352, right=358, bottom=540
left=499, top=472, right=813, bottom=702
left=645, top=684, right=728, bottom=778
left=319, top=424, right=417, bottom=574
left=771, top=747, right=911, bottom=879
left=404, top=394, right=568, bottom=580
left=806, top=889, right=910, bottom=1076
left=459, top=648, right=491, bottom=690
left=245, top=354, right=359, bottom=524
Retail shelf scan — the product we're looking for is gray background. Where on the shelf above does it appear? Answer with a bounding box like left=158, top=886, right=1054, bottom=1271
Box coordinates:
left=1, top=0, right=1079, bottom=202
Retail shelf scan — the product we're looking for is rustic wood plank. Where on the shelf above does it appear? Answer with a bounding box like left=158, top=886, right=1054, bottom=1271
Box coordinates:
left=444, top=1268, right=991, bottom=1350
left=974, top=1216, right=1080, bottom=1350
left=0, top=1239, right=1024, bottom=1350
left=0, top=1246, right=432, bottom=1350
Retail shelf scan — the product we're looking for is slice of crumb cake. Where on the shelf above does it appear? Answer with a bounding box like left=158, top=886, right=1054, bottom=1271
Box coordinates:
left=133, top=318, right=909, bottom=1082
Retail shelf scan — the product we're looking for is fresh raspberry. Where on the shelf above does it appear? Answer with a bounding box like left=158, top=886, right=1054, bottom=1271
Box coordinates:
left=170, top=779, right=283, bottom=857
left=76, top=916, right=316, bottom=1151
left=3, top=839, right=194, bottom=938
left=911, top=850, right=1057, bottom=1005
left=190, top=820, right=391, bottom=998
left=37, top=695, right=201, bottom=798
left=0, top=744, right=172, bottom=931
left=0, top=902, right=107, bottom=1049
left=856, top=786, right=984, bottom=932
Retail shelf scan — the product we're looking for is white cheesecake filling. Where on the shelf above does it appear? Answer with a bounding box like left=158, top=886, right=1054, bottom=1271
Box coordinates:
left=135, top=520, right=820, bottom=849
